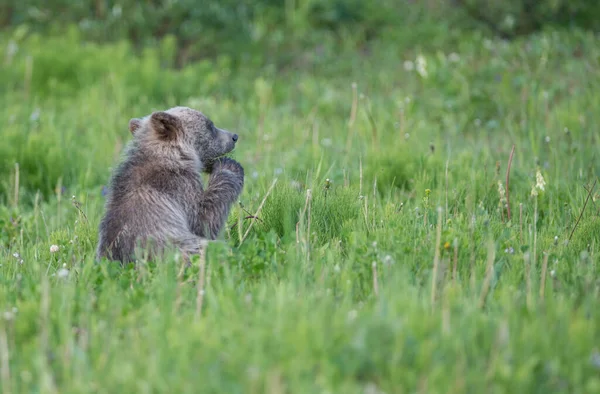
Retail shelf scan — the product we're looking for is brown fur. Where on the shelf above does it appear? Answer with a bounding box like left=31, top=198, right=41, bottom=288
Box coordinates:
left=96, top=106, right=244, bottom=264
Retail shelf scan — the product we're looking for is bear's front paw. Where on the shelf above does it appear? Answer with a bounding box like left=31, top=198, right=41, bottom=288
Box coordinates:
left=213, top=157, right=244, bottom=177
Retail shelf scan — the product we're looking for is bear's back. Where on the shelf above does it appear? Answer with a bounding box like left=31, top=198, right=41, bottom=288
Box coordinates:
left=97, top=148, right=203, bottom=262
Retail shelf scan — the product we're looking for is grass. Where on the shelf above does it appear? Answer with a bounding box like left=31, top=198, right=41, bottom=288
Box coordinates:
left=1, top=21, right=600, bottom=393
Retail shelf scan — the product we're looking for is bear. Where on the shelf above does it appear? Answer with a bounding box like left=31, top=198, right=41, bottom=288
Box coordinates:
left=95, top=106, right=245, bottom=264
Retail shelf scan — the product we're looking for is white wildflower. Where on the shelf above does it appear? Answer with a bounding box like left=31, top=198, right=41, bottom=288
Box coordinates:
left=5, top=40, right=18, bottom=60
left=403, top=60, right=414, bottom=71
left=347, top=309, right=358, bottom=322
left=112, top=5, right=122, bottom=17
left=503, top=14, right=516, bottom=30
left=531, top=184, right=539, bottom=197
left=416, top=55, right=428, bottom=78
left=531, top=169, right=546, bottom=197
left=30, top=108, right=40, bottom=122
left=497, top=181, right=507, bottom=207
left=57, top=268, right=69, bottom=279
left=50, top=245, right=59, bottom=253
left=536, top=169, right=546, bottom=191
left=364, top=382, right=383, bottom=394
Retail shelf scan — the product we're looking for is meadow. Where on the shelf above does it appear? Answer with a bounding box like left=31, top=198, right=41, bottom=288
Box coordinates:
left=1, top=11, right=600, bottom=394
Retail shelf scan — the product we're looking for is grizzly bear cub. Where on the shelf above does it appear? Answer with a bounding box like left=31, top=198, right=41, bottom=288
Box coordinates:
left=96, top=106, right=244, bottom=264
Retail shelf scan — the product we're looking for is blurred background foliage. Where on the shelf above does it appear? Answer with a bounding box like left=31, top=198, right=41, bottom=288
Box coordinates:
left=1, top=0, right=598, bottom=68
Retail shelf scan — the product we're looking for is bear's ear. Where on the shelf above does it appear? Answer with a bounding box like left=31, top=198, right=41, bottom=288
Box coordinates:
left=128, top=118, right=143, bottom=134
left=149, top=111, right=181, bottom=140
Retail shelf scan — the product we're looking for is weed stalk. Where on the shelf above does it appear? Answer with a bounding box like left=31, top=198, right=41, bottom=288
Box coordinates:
left=431, top=207, right=443, bottom=308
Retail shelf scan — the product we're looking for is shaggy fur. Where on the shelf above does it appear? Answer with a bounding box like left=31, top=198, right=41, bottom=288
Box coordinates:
left=96, top=106, right=244, bottom=264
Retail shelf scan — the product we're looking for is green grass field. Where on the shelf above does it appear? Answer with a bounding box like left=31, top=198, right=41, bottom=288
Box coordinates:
left=1, top=20, right=600, bottom=393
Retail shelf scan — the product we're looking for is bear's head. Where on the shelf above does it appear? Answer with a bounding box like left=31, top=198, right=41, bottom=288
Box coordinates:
left=128, top=106, right=238, bottom=168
